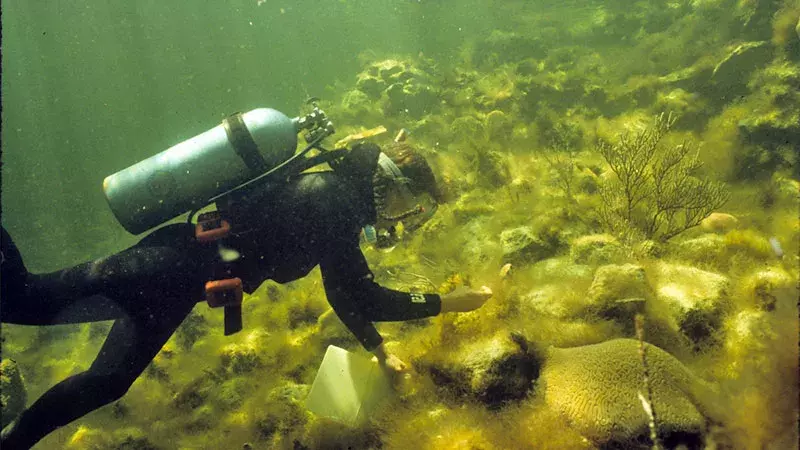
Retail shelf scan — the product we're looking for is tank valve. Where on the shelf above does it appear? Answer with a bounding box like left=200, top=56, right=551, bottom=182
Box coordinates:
left=296, top=101, right=335, bottom=144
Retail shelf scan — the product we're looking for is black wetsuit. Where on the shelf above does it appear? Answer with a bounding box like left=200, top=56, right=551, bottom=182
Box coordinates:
left=0, top=143, right=441, bottom=449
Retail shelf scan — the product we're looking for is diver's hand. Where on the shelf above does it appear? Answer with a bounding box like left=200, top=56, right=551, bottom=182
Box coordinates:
left=372, top=343, right=409, bottom=377
left=379, top=354, right=409, bottom=374
left=440, top=285, right=493, bottom=313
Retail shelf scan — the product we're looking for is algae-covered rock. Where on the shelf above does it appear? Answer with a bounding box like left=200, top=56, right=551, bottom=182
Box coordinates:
left=67, top=426, right=161, bottom=450
left=355, top=73, right=386, bottom=99
left=653, top=88, right=709, bottom=129
left=350, top=58, right=440, bottom=119
left=219, top=329, right=270, bottom=375
left=658, top=61, right=714, bottom=94
left=340, top=89, right=374, bottom=121
left=450, top=115, right=486, bottom=143
left=712, top=41, right=773, bottom=92
left=721, top=309, right=778, bottom=377
left=518, top=284, right=586, bottom=319
left=654, top=263, right=730, bottom=350
left=541, top=339, right=718, bottom=447
left=254, top=382, right=310, bottom=440
left=700, top=212, right=739, bottom=234
left=500, top=226, right=556, bottom=265
left=474, top=150, right=511, bottom=188
left=740, top=266, right=797, bottom=312
left=796, top=16, right=800, bottom=40
left=585, top=264, right=654, bottom=327
left=586, top=264, right=654, bottom=313
left=420, top=332, right=540, bottom=409
left=570, top=234, right=623, bottom=265
left=385, top=82, right=438, bottom=118
left=738, top=112, right=800, bottom=148
left=0, top=359, right=26, bottom=429
left=736, top=63, right=800, bottom=177
left=673, top=234, right=726, bottom=264
left=175, top=310, right=209, bottom=351
left=485, top=110, right=513, bottom=142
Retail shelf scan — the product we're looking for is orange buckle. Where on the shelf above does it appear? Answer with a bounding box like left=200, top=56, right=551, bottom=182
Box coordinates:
left=196, top=211, right=231, bottom=243
left=205, top=278, right=243, bottom=308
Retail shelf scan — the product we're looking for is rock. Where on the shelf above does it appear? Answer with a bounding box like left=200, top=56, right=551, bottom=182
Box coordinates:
left=723, top=229, right=774, bottom=259
left=576, top=167, right=600, bottom=194
left=420, top=332, right=541, bottom=409
left=586, top=264, right=655, bottom=314
left=658, top=62, right=714, bottom=93
left=1, top=359, right=27, bottom=429
left=351, top=59, right=440, bottom=119
left=740, top=266, right=797, bottom=312
left=700, top=212, right=739, bottom=234
left=673, top=234, right=726, bottom=264
left=711, top=41, right=773, bottom=99
left=340, top=89, right=373, bottom=120
left=541, top=339, right=720, bottom=447
left=450, top=115, right=486, bottom=143
left=219, top=329, right=269, bottom=375
left=518, top=285, right=578, bottom=319
left=385, top=82, right=438, bottom=118
left=175, top=310, right=209, bottom=350
left=738, top=111, right=800, bottom=148
left=722, top=309, right=777, bottom=377
left=475, top=150, right=511, bottom=188
left=500, top=226, right=556, bottom=265
left=452, top=194, right=496, bottom=224
left=485, top=110, right=512, bottom=142
left=570, top=234, right=623, bottom=265
left=256, top=382, right=310, bottom=439
left=653, top=88, right=709, bottom=129
left=355, top=73, right=385, bottom=99
left=654, top=263, right=730, bottom=350
left=796, top=16, right=800, bottom=40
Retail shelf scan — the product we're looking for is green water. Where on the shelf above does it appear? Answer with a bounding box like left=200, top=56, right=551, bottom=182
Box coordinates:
left=1, top=0, right=499, bottom=269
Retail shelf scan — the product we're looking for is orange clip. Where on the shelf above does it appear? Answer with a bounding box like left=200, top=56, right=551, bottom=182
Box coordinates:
left=205, top=278, right=243, bottom=308
left=196, top=212, right=231, bottom=243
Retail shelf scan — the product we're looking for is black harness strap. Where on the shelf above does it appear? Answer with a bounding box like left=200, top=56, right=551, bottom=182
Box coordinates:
left=223, top=112, right=268, bottom=173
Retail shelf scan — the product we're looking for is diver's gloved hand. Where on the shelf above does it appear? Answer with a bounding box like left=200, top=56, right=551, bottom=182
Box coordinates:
left=439, top=286, right=493, bottom=313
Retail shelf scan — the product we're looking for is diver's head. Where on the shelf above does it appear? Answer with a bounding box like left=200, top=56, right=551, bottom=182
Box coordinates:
left=370, top=142, right=441, bottom=248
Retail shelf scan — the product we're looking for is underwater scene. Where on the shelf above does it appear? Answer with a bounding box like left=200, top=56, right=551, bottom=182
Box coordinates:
left=1, top=0, right=799, bottom=449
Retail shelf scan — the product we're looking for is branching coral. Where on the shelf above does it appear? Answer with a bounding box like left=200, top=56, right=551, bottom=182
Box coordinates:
left=597, top=113, right=730, bottom=242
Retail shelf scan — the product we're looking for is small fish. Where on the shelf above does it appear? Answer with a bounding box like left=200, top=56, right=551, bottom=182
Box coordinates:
left=769, top=237, right=784, bottom=258
left=499, top=263, right=512, bottom=279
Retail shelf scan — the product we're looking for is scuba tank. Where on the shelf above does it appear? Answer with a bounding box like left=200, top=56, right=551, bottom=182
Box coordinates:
left=103, top=106, right=333, bottom=234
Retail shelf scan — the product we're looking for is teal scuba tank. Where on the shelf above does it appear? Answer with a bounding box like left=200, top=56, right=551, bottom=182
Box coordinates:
left=103, top=107, right=329, bottom=234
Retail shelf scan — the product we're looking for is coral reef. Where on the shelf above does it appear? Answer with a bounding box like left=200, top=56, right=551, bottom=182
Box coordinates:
left=540, top=339, right=720, bottom=447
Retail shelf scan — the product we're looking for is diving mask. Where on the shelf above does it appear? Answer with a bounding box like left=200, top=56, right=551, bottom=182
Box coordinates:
left=376, top=152, right=438, bottom=231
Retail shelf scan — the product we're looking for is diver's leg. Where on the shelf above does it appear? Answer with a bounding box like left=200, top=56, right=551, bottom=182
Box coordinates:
left=2, top=223, right=212, bottom=325
left=0, top=297, right=196, bottom=450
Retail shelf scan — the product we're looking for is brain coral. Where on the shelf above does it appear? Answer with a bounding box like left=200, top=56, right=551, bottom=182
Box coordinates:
left=540, top=339, right=719, bottom=445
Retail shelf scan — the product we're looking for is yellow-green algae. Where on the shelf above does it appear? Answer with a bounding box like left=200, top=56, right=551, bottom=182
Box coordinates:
left=2, top=1, right=799, bottom=448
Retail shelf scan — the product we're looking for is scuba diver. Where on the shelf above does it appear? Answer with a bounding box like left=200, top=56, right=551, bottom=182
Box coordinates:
left=0, top=105, right=493, bottom=449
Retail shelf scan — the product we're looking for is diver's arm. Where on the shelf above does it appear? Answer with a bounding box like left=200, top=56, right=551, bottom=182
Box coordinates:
left=439, top=286, right=494, bottom=312
left=319, top=248, right=386, bottom=351
left=319, top=232, right=441, bottom=349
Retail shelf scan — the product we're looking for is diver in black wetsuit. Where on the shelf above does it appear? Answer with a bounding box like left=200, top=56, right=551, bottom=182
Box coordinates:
left=0, top=141, right=493, bottom=449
